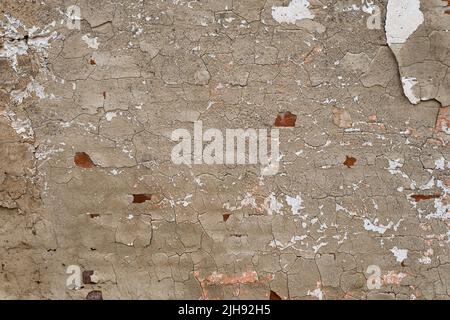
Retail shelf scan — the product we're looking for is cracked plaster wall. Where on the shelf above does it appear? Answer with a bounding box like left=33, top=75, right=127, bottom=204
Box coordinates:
left=0, top=0, right=449, bottom=300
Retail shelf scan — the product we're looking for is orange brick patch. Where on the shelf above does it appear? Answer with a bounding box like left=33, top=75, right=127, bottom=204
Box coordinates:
left=435, top=107, right=449, bottom=132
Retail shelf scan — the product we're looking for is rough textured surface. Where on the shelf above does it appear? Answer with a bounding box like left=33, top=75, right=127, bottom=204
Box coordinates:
left=0, top=0, right=449, bottom=300
left=387, top=0, right=450, bottom=105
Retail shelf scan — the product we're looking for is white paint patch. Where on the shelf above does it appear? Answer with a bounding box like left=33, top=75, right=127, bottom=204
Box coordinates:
left=418, top=256, right=431, bottom=265
left=307, top=287, right=323, bottom=300
left=0, top=21, right=57, bottom=71
left=271, top=0, right=314, bottom=24
left=105, top=112, right=117, bottom=122
left=410, top=179, right=450, bottom=221
left=239, top=193, right=258, bottom=208
left=0, top=40, right=28, bottom=71
left=388, top=158, right=403, bottom=174
left=371, top=199, right=379, bottom=210
left=420, top=177, right=435, bottom=190
left=336, top=203, right=356, bottom=216
left=434, top=157, right=448, bottom=170
left=6, top=112, right=34, bottom=139
left=401, top=77, right=420, bottom=104
left=390, top=247, right=408, bottom=263
left=313, top=242, right=328, bottom=253
left=426, top=198, right=450, bottom=220
left=10, top=81, right=47, bottom=104
left=194, top=177, right=204, bottom=187
left=285, top=195, right=304, bottom=215
left=385, top=0, right=424, bottom=45
left=81, top=34, right=99, bottom=49
left=28, top=31, right=58, bottom=52
left=223, top=193, right=258, bottom=212
left=178, top=194, right=193, bottom=207
left=264, top=193, right=283, bottom=215
left=35, top=144, right=64, bottom=160
left=362, top=0, right=377, bottom=14
left=269, top=235, right=307, bottom=250
left=260, top=153, right=283, bottom=176
left=363, top=218, right=393, bottom=234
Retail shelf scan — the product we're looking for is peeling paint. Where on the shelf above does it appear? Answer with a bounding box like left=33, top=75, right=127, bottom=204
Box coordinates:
left=271, top=0, right=314, bottom=24
left=401, top=77, right=420, bottom=105
left=390, top=247, right=408, bottom=263
left=2, top=0, right=449, bottom=301
left=385, top=0, right=424, bottom=45
left=81, top=34, right=99, bottom=49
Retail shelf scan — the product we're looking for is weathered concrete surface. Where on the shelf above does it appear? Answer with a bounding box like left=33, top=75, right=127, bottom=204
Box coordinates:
left=387, top=0, right=450, bottom=105
left=0, top=0, right=449, bottom=299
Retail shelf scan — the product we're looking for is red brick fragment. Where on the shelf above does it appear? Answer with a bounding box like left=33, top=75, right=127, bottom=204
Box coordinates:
left=86, top=290, right=103, bottom=300
left=343, top=156, right=356, bottom=168
left=270, top=290, right=282, bottom=300
left=82, top=270, right=94, bottom=284
left=275, top=111, right=297, bottom=127
left=132, top=194, right=152, bottom=203
left=410, top=194, right=440, bottom=202
left=435, top=107, right=449, bottom=132
left=74, top=152, right=95, bottom=168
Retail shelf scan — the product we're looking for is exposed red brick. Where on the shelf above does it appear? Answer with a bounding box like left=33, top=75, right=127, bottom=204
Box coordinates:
left=223, top=213, right=231, bottom=222
left=132, top=194, right=152, bottom=203
left=74, top=152, right=96, bottom=168
left=270, top=290, right=282, bottom=300
left=410, top=194, right=440, bottom=202
left=103, top=91, right=106, bottom=99
left=82, top=270, right=94, bottom=284
left=89, top=58, right=96, bottom=65
left=194, top=271, right=274, bottom=299
left=274, top=111, right=297, bottom=127
left=86, top=290, right=103, bottom=300
left=343, top=156, right=357, bottom=168
left=435, top=106, right=449, bottom=132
